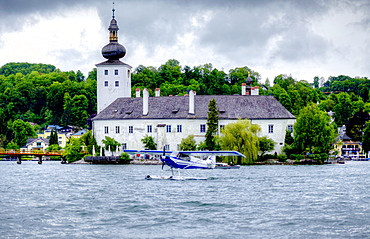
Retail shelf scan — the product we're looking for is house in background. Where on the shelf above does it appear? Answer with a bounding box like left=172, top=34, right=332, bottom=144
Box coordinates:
left=334, top=133, right=365, bottom=160
left=71, top=129, right=88, bottom=139
left=21, top=137, right=49, bottom=151
left=37, top=130, right=68, bottom=148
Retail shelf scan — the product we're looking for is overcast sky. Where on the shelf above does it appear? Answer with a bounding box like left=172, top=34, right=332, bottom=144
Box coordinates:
left=0, top=0, right=369, bottom=82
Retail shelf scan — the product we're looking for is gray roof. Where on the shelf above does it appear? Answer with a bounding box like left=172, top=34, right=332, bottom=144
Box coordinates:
left=24, top=137, right=50, bottom=147
left=93, top=95, right=295, bottom=121
left=96, top=59, right=131, bottom=67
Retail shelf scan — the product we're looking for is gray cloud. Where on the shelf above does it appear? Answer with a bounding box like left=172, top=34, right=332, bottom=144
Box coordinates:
left=1, top=0, right=370, bottom=80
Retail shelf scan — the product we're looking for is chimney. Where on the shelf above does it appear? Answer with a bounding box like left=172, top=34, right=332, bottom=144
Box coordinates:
left=251, top=86, right=259, bottom=95
left=241, top=83, right=246, bottom=95
left=136, top=88, right=141, bottom=98
left=189, top=90, right=195, bottom=115
left=155, top=88, right=160, bottom=97
left=143, top=88, right=149, bottom=116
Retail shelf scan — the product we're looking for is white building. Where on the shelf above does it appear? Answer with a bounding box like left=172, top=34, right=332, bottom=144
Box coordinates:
left=21, top=137, right=49, bottom=151
left=92, top=9, right=296, bottom=154
left=96, top=7, right=132, bottom=114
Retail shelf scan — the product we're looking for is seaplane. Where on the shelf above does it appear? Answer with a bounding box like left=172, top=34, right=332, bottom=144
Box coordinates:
left=124, top=149, right=245, bottom=180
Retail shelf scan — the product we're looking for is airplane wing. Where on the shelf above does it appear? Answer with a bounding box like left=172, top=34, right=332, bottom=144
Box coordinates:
left=124, top=149, right=173, bottom=155
left=178, top=151, right=246, bottom=157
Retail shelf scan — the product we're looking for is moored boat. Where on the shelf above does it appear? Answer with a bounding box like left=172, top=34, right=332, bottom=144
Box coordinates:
left=215, top=162, right=240, bottom=169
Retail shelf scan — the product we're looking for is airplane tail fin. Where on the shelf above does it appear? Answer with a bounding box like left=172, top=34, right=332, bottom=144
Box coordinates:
left=205, top=155, right=216, bottom=169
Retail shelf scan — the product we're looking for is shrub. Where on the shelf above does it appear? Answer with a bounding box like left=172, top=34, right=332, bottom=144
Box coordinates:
left=290, top=154, right=304, bottom=161
left=120, top=152, right=131, bottom=164
left=277, top=154, right=287, bottom=162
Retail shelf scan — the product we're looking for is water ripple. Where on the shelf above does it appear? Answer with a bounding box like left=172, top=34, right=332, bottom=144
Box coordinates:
left=1, top=161, right=370, bottom=238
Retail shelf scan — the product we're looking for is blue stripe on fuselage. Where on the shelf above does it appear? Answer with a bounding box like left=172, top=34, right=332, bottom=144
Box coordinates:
left=161, top=156, right=208, bottom=169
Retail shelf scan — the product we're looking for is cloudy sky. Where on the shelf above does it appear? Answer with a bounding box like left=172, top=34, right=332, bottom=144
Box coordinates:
left=0, top=0, right=369, bottom=82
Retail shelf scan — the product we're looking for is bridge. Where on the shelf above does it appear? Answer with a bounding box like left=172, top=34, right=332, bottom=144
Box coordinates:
left=0, top=149, right=64, bottom=164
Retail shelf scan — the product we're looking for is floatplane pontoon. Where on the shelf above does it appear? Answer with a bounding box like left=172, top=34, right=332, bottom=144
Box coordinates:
left=124, top=149, right=245, bottom=180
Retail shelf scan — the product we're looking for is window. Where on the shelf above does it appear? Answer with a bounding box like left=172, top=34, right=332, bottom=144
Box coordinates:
left=268, top=124, right=274, bottom=133
left=164, top=144, right=170, bottom=150
left=287, top=125, right=293, bottom=132
left=220, top=125, right=225, bottom=131
left=104, top=70, right=108, bottom=75
left=104, top=81, right=108, bottom=87
left=115, top=81, right=119, bottom=87
left=115, top=126, right=120, bottom=134
left=122, top=143, right=127, bottom=150
left=200, top=124, right=206, bottom=133
left=104, top=126, right=109, bottom=134
left=115, top=69, right=118, bottom=75
left=177, top=125, right=182, bottom=133
left=129, top=126, right=133, bottom=133
left=128, top=69, right=130, bottom=78
left=37, top=142, right=41, bottom=147
left=177, top=144, right=181, bottom=150
left=147, top=125, right=152, bottom=133
left=166, top=125, right=172, bottom=133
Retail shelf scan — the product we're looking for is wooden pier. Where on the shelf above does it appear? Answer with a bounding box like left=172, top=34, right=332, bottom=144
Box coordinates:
left=0, top=149, right=64, bottom=164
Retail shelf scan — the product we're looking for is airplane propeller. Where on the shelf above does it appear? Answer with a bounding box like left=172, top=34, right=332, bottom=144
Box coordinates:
left=161, top=146, right=166, bottom=170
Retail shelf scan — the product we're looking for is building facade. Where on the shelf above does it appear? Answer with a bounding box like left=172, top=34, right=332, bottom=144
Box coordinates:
left=92, top=9, right=296, bottom=154
left=93, top=90, right=296, bottom=154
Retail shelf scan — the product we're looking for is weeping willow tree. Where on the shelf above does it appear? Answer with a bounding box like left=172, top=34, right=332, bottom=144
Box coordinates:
left=217, top=119, right=260, bottom=164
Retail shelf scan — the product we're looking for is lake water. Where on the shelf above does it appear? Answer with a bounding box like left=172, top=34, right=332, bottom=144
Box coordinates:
left=1, top=161, right=370, bottom=238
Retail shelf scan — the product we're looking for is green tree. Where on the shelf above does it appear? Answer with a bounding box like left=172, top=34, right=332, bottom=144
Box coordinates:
left=63, top=137, right=85, bottom=163
left=46, top=144, right=62, bottom=160
left=61, top=92, right=73, bottom=125
left=102, top=136, right=121, bottom=152
left=258, top=136, right=276, bottom=158
left=0, top=62, right=56, bottom=76
left=180, top=135, right=197, bottom=151
left=120, top=152, right=131, bottom=163
left=272, top=84, right=292, bottom=111
left=49, top=130, right=59, bottom=145
left=11, top=119, right=37, bottom=147
left=80, top=130, right=98, bottom=155
left=346, top=111, right=369, bottom=141
left=362, top=121, right=370, bottom=154
left=6, top=141, right=19, bottom=150
left=218, top=119, right=260, bottom=164
left=293, top=103, right=337, bottom=154
left=205, top=99, right=219, bottom=150
left=141, top=135, right=157, bottom=150
left=313, top=76, right=320, bottom=88
left=70, top=94, right=89, bottom=127
left=284, top=130, right=294, bottom=145
left=282, top=130, right=296, bottom=157
left=332, top=92, right=353, bottom=126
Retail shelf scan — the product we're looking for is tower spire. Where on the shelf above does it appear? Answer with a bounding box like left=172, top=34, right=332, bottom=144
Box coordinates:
left=112, top=2, right=115, bottom=19
left=101, top=3, right=126, bottom=60
left=108, top=3, right=119, bottom=43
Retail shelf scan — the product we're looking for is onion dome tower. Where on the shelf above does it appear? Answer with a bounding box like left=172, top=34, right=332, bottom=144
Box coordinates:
left=101, top=6, right=126, bottom=61
left=96, top=4, right=132, bottom=114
